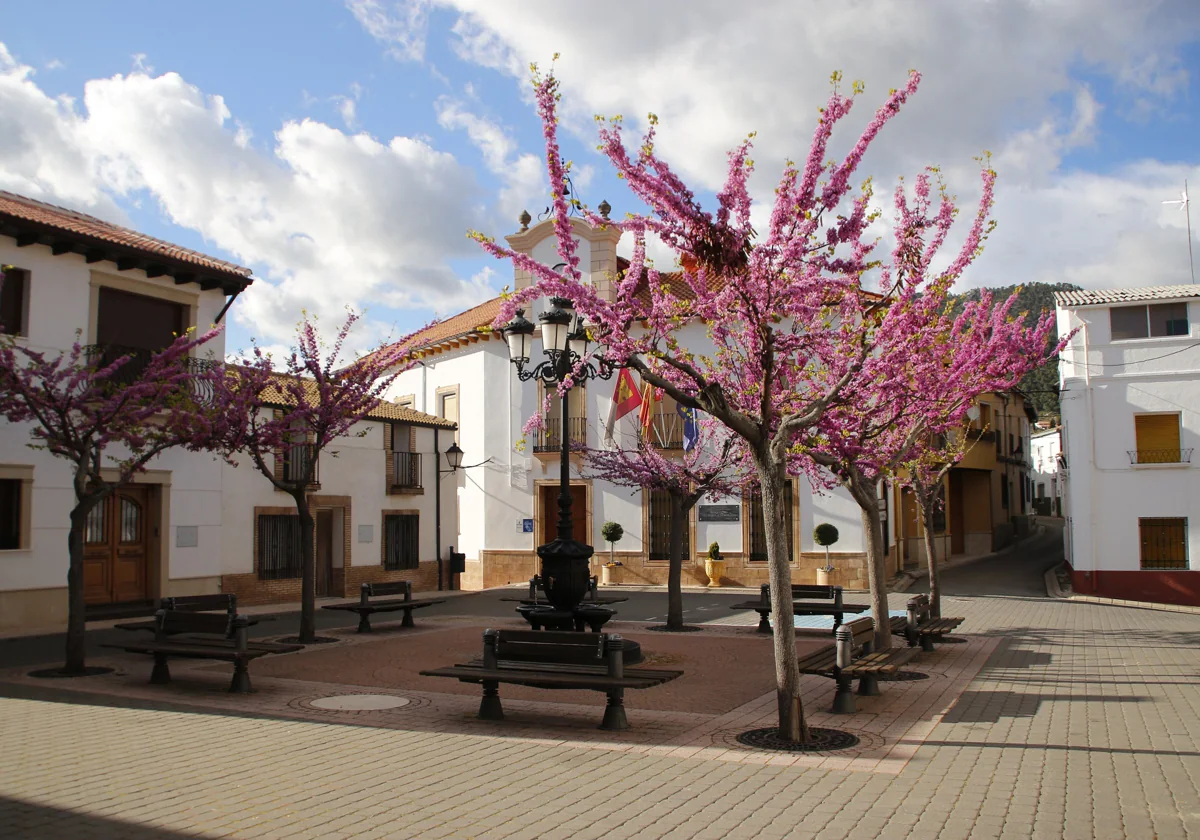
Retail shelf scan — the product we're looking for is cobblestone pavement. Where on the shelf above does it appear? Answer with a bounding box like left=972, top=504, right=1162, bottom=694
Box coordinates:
left=2, top=569, right=1199, bottom=837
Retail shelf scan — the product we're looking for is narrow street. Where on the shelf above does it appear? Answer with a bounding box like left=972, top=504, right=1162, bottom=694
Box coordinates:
left=910, top=519, right=1064, bottom=599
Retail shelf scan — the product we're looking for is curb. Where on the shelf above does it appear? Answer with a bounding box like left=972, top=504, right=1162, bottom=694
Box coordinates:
left=1045, top=562, right=1200, bottom=615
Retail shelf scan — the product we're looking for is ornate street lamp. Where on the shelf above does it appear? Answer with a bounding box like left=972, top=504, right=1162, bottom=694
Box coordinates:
left=502, top=301, right=618, bottom=618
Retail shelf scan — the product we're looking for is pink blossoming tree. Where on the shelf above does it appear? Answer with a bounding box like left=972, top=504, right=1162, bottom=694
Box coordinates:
left=212, top=312, right=413, bottom=644
left=582, top=415, right=747, bottom=630
left=471, top=63, right=1031, bottom=743
left=0, top=312, right=227, bottom=675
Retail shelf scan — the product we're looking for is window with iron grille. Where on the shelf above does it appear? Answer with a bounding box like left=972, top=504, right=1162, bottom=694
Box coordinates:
left=0, top=479, right=20, bottom=550
left=647, top=489, right=689, bottom=562
left=384, top=513, right=420, bottom=570
left=0, top=267, right=28, bottom=336
left=748, top=482, right=794, bottom=562
left=1139, top=517, right=1189, bottom=570
left=258, top=514, right=303, bottom=579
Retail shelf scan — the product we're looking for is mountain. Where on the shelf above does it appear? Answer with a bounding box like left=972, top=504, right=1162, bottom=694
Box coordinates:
left=951, top=282, right=1082, bottom=419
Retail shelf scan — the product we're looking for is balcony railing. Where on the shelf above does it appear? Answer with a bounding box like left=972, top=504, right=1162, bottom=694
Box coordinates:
left=640, top=412, right=684, bottom=450
left=282, top=443, right=319, bottom=485
left=1128, top=448, right=1193, bottom=465
left=534, top=417, right=588, bottom=453
left=965, top=427, right=996, bottom=443
left=390, top=451, right=422, bottom=489
left=83, top=344, right=219, bottom=404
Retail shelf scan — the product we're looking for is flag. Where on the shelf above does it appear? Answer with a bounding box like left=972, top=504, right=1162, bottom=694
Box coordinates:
left=638, top=380, right=660, bottom=439
left=603, top=368, right=642, bottom=447
left=678, top=403, right=699, bottom=451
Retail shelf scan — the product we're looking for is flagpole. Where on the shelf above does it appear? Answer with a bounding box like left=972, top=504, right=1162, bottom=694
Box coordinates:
left=1187, top=179, right=1195, bottom=283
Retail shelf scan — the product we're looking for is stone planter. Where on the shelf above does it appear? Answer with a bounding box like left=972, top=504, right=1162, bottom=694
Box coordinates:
left=705, top=559, right=726, bottom=587
left=601, top=565, right=620, bottom=586
left=816, top=568, right=833, bottom=587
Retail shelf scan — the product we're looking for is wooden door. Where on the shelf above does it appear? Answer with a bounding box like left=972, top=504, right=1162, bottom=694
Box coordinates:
left=83, top=486, right=151, bottom=605
left=540, top=485, right=588, bottom=545
left=315, top=509, right=334, bottom=597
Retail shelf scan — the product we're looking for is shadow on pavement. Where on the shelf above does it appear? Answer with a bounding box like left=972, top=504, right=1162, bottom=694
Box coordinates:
left=942, top=688, right=1153, bottom=724
left=1, top=794, right=210, bottom=840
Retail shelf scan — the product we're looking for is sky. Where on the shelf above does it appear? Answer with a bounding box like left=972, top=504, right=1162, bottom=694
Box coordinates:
left=2, top=0, right=1200, bottom=358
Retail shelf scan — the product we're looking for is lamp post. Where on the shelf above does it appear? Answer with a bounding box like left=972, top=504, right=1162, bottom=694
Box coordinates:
left=503, top=299, right=618, bottom=613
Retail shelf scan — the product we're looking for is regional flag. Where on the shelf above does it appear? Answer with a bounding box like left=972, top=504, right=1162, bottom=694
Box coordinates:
left=603, top=368, right=643, bottom=447
left=638, top=380, right=660, bottom=438
left=678, top=403, right=699, bottom=451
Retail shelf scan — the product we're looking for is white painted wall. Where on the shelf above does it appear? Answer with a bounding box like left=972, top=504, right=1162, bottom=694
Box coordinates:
left=1058, top=296, right=1200, bottom=573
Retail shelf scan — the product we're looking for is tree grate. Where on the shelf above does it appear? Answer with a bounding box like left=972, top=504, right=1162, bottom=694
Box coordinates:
left=736, top=726, right=860, bottom=752
left=877, top=670, right=930, bottom=682
left=646, top=625, right=703, bottom=633
left=28, top=666, right=114, bottom=679
left=276, top=636, right=339, bottom=645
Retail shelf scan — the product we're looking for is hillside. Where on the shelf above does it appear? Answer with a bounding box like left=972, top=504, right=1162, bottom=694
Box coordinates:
left=951, top=282, right=1081, bottom=418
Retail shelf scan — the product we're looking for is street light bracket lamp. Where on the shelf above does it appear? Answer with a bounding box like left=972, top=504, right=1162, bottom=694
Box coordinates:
left=440, top=441, right=491, bottom=474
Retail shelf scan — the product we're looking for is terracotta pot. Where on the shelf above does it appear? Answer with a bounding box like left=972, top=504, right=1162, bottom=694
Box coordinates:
left=816, top=568, right=833, bottom=587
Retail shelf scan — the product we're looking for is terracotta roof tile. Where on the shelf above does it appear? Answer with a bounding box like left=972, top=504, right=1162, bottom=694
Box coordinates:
left=0, top=190, right=252, bottom=290
left=1054, top=285, right=1200, bottom=307
left=255, top=370, right=456, bottom=429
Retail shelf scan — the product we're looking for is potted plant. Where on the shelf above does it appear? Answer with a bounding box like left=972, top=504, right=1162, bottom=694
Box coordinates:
left=813, top=523, right=839, bottom=586
left=705, top=541, right=726, bottom=588
left=601, top=521, right=624, bottom=585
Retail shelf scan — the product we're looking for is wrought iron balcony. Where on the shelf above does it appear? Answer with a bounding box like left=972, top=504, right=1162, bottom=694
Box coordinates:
left=1128, top=448, right=1193, bottom=465
left=83, top=344, right=219, bottom=403
left=640, top=412, right=684, bottom=450
left=533, top=417, right=587, bottom=453
left=390, top=451, right=422, bottom=489
left=282, top=443, right=319, bottom=485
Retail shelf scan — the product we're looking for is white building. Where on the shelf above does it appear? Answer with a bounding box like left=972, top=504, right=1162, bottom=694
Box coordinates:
left=1056, top=285, right=1200, bottom=606
left=0, top=191, right=457, bottom=634
left=384, top=213, right=877, bottom=592
left=1030, top=427, right=1062, bottom=516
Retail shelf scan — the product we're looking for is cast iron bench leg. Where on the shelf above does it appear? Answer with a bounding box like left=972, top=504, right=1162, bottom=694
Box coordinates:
left=150, top=653, right=171, bottom=685
left=756, top=611, right=772, bottom=634
left=857, top=673, right=880, bottom=697
left=357, top=612, right=372, bottom=634
left=831, top=676, right=856, bottom=714
left=229, top=659, right=252, bottom=694
left=573, top=616, right=586, bottom=632
left=920, top=633, right=936, bottom=653
left=600, top=688, right=630, bottom=731
left=401, top=608, right=415, bottom=629
left=478, top=681, right=504, bottom=721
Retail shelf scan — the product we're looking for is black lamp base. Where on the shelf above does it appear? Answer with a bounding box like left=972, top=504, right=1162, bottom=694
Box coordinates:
left=536, top=537, right=595, bottom=611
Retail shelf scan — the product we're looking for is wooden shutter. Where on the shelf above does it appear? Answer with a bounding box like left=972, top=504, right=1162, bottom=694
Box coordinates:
left=1134, top=415, right=1181, bottom=463
left=1139, top=518, right=1188, bottom=569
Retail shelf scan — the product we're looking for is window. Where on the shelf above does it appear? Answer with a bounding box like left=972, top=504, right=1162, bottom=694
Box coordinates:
left=1001, top=480, right=1009, bottom=509
left=536, top=382, right=586, bottom=452
left=0, top=479, right=20, bottom=550
left=394, top=394, right=415, bottom=410
left=388, top=422, right=421, bottom=489
left=383, top=513, right=419, bottom=570
left=1139, top=518, right=1188, bottom=570
left=1111, top=303, right=1189, bottom=341
left=748, top=482, right=795, bottom=562
left=643, top=392, right=684, bottom=450
left=1133, top=414, right=1183, bottom=464
left=647, top=489, right=689, bottom=562
left=438, top=389, right=460, bottom=443
left=258, top=514, right=303, bottom=579
left=0, top=267, right=28, bottom=336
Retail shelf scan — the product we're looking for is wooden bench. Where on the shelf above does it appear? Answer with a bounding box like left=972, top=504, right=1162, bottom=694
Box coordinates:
left=730, top=584, right=870, bottom=634
left=893, top=594, right=966, bottom=651
left=321, top=580, right=447, bottom=633
left=500, top=574, right=629, bottom=607
left=796, top=616, right=919, bottom=713
left=102, top=610, right=302, bottom=693
left=420, top=629, right=682, bottom=730
left=112, top=594, right=270, bottom=635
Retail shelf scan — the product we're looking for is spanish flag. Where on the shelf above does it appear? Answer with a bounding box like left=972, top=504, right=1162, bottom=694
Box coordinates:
left=638, top=380, right=660, bottom=439
left=603, top=368, right=642, bottom=447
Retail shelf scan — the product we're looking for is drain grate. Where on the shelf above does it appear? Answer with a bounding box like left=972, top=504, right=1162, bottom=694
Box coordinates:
left=736, top=726, right=860, bottom=752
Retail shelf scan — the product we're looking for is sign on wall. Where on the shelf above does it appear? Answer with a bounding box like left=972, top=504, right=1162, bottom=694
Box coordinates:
left=698, top=505, right=740, bottom=522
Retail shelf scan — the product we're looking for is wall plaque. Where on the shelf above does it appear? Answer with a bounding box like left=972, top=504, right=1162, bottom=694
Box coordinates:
left=175, top=526, right=198, bottom=548
left=698, top=505, right=740, bottom=522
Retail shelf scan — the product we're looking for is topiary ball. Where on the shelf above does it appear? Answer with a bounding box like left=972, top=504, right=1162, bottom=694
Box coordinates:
left=601, top=521, right=624, bottom=544
left=813, top=523, right=839, bottom=546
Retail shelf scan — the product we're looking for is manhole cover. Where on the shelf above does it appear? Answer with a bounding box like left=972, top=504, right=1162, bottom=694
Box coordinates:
left=309, top=694, right=410, bottom=711
left=736, top=726, right=860, bottom=752
left=877, top=670, right=931, bottom=682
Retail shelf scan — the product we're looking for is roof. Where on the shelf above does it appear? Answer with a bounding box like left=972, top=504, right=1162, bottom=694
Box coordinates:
left=399, top=296, right=504, bottom=354
left=258, top=371, right=456, bottom=429
left=1054, top=285, right=1200, bottom=307
left=0, top=190, right=253, bottom=294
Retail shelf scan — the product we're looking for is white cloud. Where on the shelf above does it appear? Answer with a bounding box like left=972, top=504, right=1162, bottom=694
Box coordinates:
left=45, top=59, right=64, bottom=71
left=0, top=46, right=498, bottom=352
left=130, top=53, right=154, bottom=74
left=344, top=0, right=432, bottom=61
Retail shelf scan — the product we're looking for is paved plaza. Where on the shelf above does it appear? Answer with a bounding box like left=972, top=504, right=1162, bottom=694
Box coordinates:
left=1, top=532, right=1198, bottom=839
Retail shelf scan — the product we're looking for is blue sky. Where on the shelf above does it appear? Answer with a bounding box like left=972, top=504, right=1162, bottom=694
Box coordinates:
left=2, top=1, right=1200, bottom=357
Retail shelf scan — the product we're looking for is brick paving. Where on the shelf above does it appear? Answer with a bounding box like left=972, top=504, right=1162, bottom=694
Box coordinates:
left=2, top=586, right=1199, bottom=837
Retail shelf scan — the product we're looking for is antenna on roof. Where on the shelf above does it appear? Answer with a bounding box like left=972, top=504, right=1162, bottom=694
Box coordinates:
left=1163, top=180, right=1194, bottom=283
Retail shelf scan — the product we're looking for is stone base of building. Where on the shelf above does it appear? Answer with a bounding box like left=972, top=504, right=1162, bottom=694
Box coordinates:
left=220, top=560, right=441, bottom=606
left=1068, top=565, right=1200, bottom=607
left=469, top=550, right=873, bottom=591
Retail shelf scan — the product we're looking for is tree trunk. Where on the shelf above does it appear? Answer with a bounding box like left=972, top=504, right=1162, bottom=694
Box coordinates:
left=666, top=492, right=685, bottom=630
left=920, top=492, right=942, bottom=619
left=849, top=473, right=892, bottom=651
left=294, top=492, right=317, bottom=644
left=753, top=451, right=808, bottom=744
left=64, top=499, right=96, bottom=674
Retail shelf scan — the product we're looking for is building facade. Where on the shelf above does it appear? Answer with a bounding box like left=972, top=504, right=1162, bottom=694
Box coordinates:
left=0, top=191, right=457, bottom=633
left=1030, top=427, right=1063, bottom=516
left=1057, top=285, right=1200, bottom=606
left=385, top=215, right=878, bottom=592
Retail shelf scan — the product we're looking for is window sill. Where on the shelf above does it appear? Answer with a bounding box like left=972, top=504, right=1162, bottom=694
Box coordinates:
left=388, top=486, right=425, bottom=495
left=1130, top=463, right=1190, bottom=470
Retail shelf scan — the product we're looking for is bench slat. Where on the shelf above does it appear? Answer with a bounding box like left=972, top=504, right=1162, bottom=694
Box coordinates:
left=420, top=666, right=674, bottom=690
left=321, top=599, right=443, bottom=613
